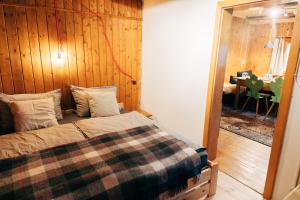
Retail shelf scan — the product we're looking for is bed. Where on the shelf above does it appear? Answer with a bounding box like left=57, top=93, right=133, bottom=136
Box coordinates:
left=0, top=111, right=218, bottom=200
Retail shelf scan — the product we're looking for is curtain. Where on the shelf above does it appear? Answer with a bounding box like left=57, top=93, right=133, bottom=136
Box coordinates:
left=269, top=38, right=291, bottom=76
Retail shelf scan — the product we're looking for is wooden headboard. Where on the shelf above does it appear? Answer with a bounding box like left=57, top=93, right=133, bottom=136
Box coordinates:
left=0, top=0, right=142, bottom=111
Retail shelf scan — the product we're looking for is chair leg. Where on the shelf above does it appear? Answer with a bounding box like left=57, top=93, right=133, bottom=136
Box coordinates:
left=241, top=97, right=250, bottom=112
left=256, top=99, right=259, bottom=117
left=264, top=103, right=275, bottom=121
left=265, top=98, right=269, bottom=111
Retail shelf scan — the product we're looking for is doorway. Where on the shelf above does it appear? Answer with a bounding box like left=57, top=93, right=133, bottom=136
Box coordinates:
left=203, top=0, right=300, bottom=199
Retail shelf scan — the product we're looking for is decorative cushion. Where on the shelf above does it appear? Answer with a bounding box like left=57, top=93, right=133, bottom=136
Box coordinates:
left=9, top=98, right=58, bottom=132
left=87, top=92, right=120, bottom=117
left=70, top=85, right=117, bottom=117
left=0, top=89, right=62, bottom=134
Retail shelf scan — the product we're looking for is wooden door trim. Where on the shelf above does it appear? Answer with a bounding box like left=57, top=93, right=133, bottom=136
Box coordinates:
left=203, top=0, right=300, bottom=199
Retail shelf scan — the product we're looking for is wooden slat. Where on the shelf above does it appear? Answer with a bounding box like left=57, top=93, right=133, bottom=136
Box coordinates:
left=57, top=0, right=71, bottom=109
left=112, top=17, right=120, bottom=101
left=99, top=18, right=107, bottom=86
left=46, top=6, right=63, bottom=90
left=136, top=20, right=142, bottom=109
left=26, top=7, right=45, bottom=93
left=106, top=16, right=114, bottom=86
left=82, top=0, right=94, bottom=87
left=65, top=0, right=78, bottom=87
left=16, top=7, right=35, bottom=93
left=73, top=0, right=86, bottom=87
left=131, top=20, right=137, bottom=110
left=119, top=19, right=126, bottom=106
left=0, top=5, right=14, bottom=94
left=36, top=7, right=53, bottom=91
left=125, top=18, right=132, bottom=110
left=4, top=6, right=25, bottom=93
left=90, top=0, right=100, bottom=86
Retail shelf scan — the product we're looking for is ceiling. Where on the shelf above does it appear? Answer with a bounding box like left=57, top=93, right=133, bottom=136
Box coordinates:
left=232, top=0, right=298, bottom=20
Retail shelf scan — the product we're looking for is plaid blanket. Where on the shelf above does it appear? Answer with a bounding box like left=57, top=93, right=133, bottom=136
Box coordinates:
left=0, top=125, right=204, bottom=200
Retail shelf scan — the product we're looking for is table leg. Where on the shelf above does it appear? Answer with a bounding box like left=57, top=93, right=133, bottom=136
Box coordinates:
left=234, top=80, right=241, bottom=109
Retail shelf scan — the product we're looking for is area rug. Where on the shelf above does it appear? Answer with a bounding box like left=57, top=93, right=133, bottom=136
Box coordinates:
left=220, top=107, right=275, bottom=146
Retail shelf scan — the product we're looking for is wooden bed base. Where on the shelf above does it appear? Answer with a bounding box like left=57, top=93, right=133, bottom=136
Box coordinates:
left=160, top=160, right=218, bottom=200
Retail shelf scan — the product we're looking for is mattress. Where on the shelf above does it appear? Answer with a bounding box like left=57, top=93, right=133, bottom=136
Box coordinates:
left=74, top=111, right=208, bottom=169
left=0, top=124, right=85, bottom=159
left=0, top=111, right=208, bottom=199
left=0, top=111, right=207, bottom=168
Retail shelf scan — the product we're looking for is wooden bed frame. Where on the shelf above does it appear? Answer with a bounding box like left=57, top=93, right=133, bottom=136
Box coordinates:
left=137, top=110, right=218, bottom=199
left=159, top=161, right=218, bottom=200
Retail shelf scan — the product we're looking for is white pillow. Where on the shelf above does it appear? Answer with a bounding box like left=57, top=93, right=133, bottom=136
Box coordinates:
left=9, top=98, right=58, bottom=132
left=0, top=89, right=62, bottom=134
left=70, top=85, right=117, bottom=117
left=87, top=92, right=120, bottom=117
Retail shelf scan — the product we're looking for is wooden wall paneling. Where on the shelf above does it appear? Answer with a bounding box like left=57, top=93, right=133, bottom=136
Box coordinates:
left=112, top=0, right=118, bottom=16
left=90, top=0, right=100, bottom=86
left=36, top=7, right=54, bottom=91
left=131, top=20, right=137, bottom=110
left=137, top=0, right=142, bottom=18
left=104, top=0, right=111, bottom=15
left=225, top=18, right=294, bottom=82
left=136, top=20, right=142, bottom=109
left=0, top=5, right=14, bottom=94
left=65, top=0, right=78, bottom=87
left=119, top=19, right=126, bottom=106
left=0, top=67, right=2, bottom=92
left=16, top=7, right=35, bottom=93
left=4, top=6, right=25, bottom=93
left=46, top=4, right=63, bottom=91
left=97, top=0, right=104, bottom=14
left=98, top=6, right=108, bottom=86
left=112, top=17, right=120, bottom=101
left=73, top=1, right=87, bottom=87
left=224, top=17, right=249, bottom=82
left=58, top=0, right=71, bottom=109
left=106, top=16, right=114, bottom=86
left=125, top=18, right=132, bottom=110
left=26, top=7, right=45, bottom=93
left=246, top=23, right=273, bottom=77
left=0, top=0, right=142, bottom=110
left=82, top=0, right=94, bottom=87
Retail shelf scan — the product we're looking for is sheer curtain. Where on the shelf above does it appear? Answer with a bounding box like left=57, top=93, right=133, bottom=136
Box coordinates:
left=269, top=38, right=291, bottom=76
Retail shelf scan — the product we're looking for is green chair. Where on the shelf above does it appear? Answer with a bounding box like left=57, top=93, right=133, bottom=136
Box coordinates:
left=264, top=77, right=284, bottom=120
left=241, top=74, right=270, bottom=117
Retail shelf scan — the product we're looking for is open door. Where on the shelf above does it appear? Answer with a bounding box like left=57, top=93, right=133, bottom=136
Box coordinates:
left=203, top=0, right=300, bottom=199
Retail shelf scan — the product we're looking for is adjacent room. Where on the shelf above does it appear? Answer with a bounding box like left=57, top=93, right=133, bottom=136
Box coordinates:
left=218, top=1, right=297, bottom=194
left=0, top=0, right=300, bottom=200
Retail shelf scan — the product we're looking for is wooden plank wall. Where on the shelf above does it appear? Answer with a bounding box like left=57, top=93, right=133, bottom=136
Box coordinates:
left=0, top=0, right=143, bottom=111
left=224, top=17, right=294, bottom=82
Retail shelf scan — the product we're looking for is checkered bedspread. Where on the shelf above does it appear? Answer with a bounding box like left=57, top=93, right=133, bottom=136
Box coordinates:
left=0, top=125, right=204, bottom=200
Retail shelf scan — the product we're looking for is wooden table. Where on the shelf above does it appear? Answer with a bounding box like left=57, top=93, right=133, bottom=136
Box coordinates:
left=234, top=77, right=271, bottom=109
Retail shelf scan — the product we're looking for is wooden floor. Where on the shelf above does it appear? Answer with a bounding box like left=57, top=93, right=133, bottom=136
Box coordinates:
left=209, top=171, right=263, bottom=200
left=216, top=128, right=271, bottom=193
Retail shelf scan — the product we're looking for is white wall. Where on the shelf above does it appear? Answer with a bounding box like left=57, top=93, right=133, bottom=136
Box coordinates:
left=272, top=70, right=300, bottom=199
left=141, top=0, right=217, bottom=145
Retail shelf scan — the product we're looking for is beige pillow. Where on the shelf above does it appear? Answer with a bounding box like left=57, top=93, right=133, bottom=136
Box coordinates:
left=0, top=89, right=62, bottom=134
left=10, top=98, right=58, bottom=132
left=70, top=85, right=117, bottom=117
left=87, top=92, right=120, bottom=117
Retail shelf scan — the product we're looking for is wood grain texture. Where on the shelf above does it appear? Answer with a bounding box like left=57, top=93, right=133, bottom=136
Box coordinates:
left=217, top=128, right=271, bottom=194
left=0, top=0, right=142, bottom=110
left=224, top=17, right=294, bottom=82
